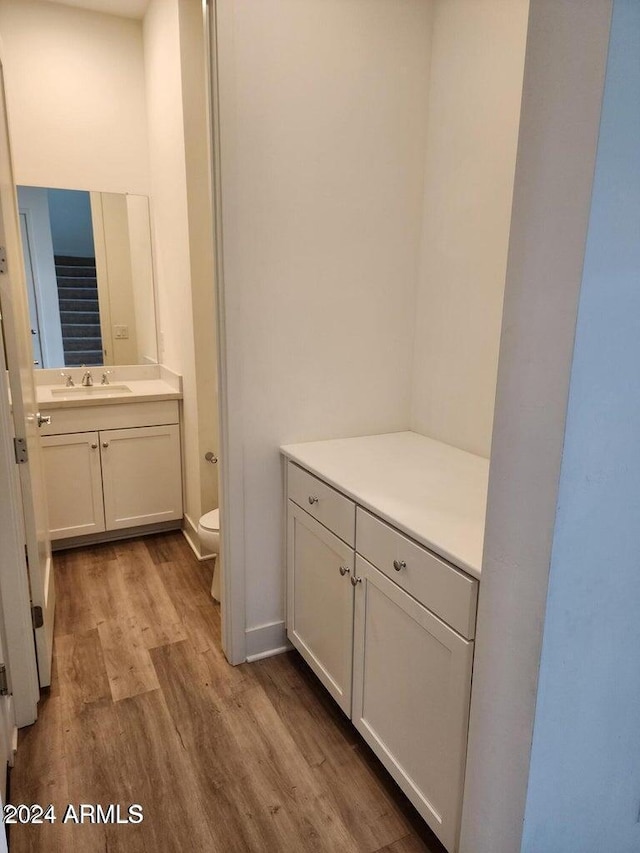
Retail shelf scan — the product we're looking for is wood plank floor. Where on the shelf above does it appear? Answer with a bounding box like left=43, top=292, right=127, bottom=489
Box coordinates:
left=9, top=533, right=446, bottom=853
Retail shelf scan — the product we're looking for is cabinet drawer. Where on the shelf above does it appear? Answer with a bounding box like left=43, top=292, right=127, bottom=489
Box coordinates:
left=39, top=400, right=180, bottom=436
left=356, top=508, right=477, bottom=639
left=288, top=462, right=355, bottom=546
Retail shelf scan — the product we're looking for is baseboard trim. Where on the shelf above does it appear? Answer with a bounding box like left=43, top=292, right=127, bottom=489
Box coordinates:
left=182, top=514, right=215, bottom=562
left=51, top=520, right=182, bottom=551
left=245, top=620, right=292, bottom=662
left=247, top=646, right=290, bottom=663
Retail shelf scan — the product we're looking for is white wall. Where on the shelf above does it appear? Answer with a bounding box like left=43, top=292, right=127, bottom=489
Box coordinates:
left=143, top=0, right=190, bottom=373
left=143, top=0, right=216, bottom=541
left=521, top=3, right=640, bottom=850
left=0, top=0, right=149, bottom=194
left=410, top=0, right=528, bottom=458
left=216, top=0, right=434, bottom=641
left=459, top=3, right=613, bottom=851
left=143, top=0, right=195, bottom=512
left=178, top=0, right=218, bottom=519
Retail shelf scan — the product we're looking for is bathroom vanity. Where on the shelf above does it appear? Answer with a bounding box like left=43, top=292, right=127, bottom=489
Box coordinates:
left=281, top=432, right=488, bottom=853
left=36, top=366, right=183, bottom=547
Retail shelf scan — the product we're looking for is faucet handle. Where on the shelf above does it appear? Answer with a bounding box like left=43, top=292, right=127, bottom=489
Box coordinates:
left=101, top=370, right=114, bottom=386
left=60, top=371, right=74, bottom=387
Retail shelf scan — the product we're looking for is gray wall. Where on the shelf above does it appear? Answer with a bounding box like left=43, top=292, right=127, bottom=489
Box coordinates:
left=47, top=188, right=94, bottom=258
left=522, top=2, right=640, bottom=850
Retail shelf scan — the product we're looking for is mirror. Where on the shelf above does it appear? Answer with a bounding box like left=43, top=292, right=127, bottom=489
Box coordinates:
left=17, top=186, right=158, bottom=368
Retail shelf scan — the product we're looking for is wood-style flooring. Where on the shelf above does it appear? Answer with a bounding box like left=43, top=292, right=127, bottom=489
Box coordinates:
left=9, top=532, right=446, bottom=853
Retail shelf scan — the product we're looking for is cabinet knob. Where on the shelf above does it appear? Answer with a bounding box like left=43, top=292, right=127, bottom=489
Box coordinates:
left=102, top=442, right=109, bottom=449
left=393, top=559, right=407, bottom=572
left=91, top=443, right=98, bottom=450
left=350, top=575, right=362, bottom=587
left=308, top=495, right=319, bottom=506
left=339, top=565, right=350, bottom=576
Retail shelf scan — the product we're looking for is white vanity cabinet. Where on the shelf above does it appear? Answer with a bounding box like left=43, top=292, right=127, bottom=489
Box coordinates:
left=282, top=433, right=488, bottom=853
left=41, top=431, right=106, bottom=538
left=40, top=400, right=183, bottom=542
left=100, top=424, right=182, bottom=530
left=352, top=554, right=474, bottom=852
left=287, top=470, right=355, bottom=714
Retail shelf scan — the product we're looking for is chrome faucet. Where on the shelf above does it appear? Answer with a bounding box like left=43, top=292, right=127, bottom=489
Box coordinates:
left=81, top=370, right=93, bottom=387
left=101, top=370, right=113, bottom=386
left=60, top=371, right=74, bottom=387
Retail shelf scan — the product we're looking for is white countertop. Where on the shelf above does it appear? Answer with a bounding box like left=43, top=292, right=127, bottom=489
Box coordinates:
left=281, top=431, right=489, bottom=578
left=36, top=365, right=182, bottom=409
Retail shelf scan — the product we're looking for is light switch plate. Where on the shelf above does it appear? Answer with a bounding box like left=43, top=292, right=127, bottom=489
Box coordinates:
left=114, top=325, right=129, bottom=339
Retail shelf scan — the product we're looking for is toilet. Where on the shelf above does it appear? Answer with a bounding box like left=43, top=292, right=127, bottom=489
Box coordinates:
left=198, top=508, right=220, bottom=601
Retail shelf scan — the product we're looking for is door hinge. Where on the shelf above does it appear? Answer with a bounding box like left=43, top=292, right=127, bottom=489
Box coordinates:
left=0, top=664, right=9, bottom=696
left=31, top=605, right=43, bottom=630
left=14, top=436, right=28, bottom=464
left=0, top=247, right=6, bottom=275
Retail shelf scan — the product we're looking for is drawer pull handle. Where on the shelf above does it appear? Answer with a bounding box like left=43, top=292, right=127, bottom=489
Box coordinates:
left=102, top=442, right=109, bottom=449
left=91, top=443, right=98, bottom=450
left=350, top=575, right=362, bottom=587
left=308, top=495, right=319, bottom=505
left=393, top=559, right=407, bottom=572
left=339, top=565, right=350, bottom=577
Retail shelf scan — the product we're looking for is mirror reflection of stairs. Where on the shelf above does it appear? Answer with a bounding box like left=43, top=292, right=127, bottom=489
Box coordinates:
left=55, top=255, right=103, bottom=366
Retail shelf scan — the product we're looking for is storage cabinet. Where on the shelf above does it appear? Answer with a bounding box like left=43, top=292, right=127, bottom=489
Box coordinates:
left=283, top=451, right=481, bottom=853
left=287, top=501, right=354, bottom=714
left=41, top=432, right=105, bottom=539
left=40, top=401, right=183, bottom=542
left=352, top=555, right=473, bottom=853
left=101, top=424, right=182, bottom=530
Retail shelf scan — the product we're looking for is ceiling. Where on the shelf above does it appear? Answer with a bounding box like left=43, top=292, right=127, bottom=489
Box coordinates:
left=40, top=0, right=150, bottom=20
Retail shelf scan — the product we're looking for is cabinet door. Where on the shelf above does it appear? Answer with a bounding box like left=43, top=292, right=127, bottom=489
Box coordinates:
left=287, top=501, right=354, bottom=715
left=41, top=432, right=105, bottom=539
left=352, top=555, right=473, bottom=853
left=100, top=424, right=183, bottom=530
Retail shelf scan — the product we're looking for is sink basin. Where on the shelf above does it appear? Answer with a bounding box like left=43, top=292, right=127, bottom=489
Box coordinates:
left=51, top=384, right=132, bottom=397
